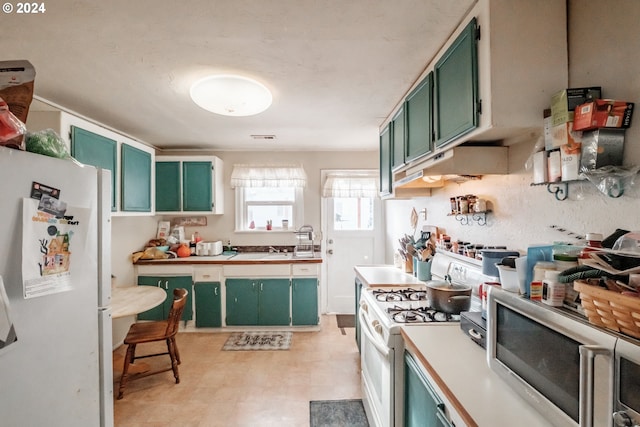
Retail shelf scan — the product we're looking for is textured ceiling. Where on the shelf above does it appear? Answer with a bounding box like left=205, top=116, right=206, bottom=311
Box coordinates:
left=2, top=0, right=474, bottom=151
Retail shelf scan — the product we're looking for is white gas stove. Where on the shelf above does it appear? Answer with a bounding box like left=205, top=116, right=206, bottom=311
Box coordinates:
left=359, top=251, right=493, bottom=427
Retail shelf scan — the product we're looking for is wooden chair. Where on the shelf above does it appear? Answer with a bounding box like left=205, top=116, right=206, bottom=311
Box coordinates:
left=117, top=288, right=188, bottom=399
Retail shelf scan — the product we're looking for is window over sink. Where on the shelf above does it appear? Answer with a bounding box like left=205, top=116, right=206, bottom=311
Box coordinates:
left=231, top=164, right=306, bottom=232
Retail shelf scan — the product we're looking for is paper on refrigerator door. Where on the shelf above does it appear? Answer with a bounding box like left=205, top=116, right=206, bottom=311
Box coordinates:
left=21, top=198, right=90, bottom=298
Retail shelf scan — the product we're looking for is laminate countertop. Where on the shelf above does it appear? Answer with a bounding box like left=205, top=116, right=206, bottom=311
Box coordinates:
left=402, top=326, right=553, bottom=427
left=135, top=253, right=322, bottom=266
left=354, top=264, right=425, bottom=287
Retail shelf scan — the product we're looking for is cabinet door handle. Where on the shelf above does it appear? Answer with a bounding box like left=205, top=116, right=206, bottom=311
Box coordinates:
left=260, top=282, right=263, bottom=291
left=165, top=280, right=169, bottom=290
left=215, top=287, right=218, bottom=296
left=157, top=280, right=162, bottom=287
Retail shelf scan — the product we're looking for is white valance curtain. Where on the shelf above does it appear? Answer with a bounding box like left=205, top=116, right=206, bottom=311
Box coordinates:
left=230, top=164, right=307, bottom=188
left=322, top=171, right=379, bottom=198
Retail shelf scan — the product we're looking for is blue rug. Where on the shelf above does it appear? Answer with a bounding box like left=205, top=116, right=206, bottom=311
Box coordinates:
left=310, top=399, right=369, bottom=427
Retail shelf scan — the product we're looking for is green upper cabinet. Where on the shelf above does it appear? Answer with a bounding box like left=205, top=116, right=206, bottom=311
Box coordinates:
left=155, top=156, right=224, bottom=214
left=434, top=18, right=479, bottom=148
left=155, top=161, right=181, bottom=212
left=121, top=143, right=152, bottom=212
left=183, top=161, right=212, bottom=211
left=391, top=106, right=405, bottom=170
left=405, top=72, right=433, bottom=162
left=379, top=125, right=392, bottom=196
left=71, top=126, right=117, bottom=211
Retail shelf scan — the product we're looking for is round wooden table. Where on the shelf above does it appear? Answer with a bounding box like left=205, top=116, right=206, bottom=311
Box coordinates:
left=111, top=286, right=167, bottom=376
left=111, top=286, right=167, bottom=319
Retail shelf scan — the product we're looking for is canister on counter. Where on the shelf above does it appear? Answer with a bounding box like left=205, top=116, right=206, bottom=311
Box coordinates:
left=553, top=253, right=578, bottom=272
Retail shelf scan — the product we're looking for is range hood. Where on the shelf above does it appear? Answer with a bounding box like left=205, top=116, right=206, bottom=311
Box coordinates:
left=394, top=146, right=508, bottom=192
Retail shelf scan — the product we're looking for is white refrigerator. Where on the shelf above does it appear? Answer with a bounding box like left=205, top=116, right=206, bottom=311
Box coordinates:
left=0, top=146, right=113, bottom=426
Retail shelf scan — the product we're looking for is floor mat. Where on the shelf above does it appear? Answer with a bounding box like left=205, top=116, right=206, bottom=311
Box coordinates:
left=336, top=314, right=355, bottom=328
left=310, top=399, right=369, bottom=427
left=222, top=331, right=292, bottom=351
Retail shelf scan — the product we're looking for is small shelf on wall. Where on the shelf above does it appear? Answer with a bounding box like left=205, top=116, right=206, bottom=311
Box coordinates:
left=448, top=210, right=491, bottom=226
left=530, top=179, right=589, bottom=201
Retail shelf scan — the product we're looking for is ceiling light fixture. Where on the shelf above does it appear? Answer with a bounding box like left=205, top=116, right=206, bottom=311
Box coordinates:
left=190, top=75, right=272, bottom=117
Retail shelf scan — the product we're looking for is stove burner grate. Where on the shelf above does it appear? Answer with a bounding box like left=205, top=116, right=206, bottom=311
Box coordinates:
left=373, top=288, right=427, bottom=302
left=387, top=305, right=459, bottom=323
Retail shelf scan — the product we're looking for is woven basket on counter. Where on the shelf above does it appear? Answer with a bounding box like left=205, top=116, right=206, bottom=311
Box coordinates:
left=574, top=279, right=640, bottom=339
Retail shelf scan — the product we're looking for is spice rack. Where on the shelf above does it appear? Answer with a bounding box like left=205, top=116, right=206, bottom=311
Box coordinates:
left=448, top=194, right=490, bottom=225
left=448, top=211, right=491, bottom=226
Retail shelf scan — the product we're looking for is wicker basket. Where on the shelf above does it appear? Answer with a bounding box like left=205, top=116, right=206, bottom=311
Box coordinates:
left=574, top=280, right=640, bottom=339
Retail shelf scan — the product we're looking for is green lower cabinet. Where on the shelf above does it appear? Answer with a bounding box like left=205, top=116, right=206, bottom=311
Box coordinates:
left=225, top=279, right=259, bottom=325
left=137, top=275, right=193, bottom=322
left=194, top=282, right=221, bottom=327
left=258, top=279, right=291, bottom=326
left=404, top=352, right=453, bottom=427
left=225, top=278, right=290, bottom=326
left=292, top=278, right=319, bottom=325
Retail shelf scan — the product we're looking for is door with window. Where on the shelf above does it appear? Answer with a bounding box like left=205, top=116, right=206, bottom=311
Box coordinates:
left=322, top=170, right=383, bottom=314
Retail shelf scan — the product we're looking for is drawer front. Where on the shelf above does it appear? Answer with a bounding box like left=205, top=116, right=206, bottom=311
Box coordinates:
left=292, top=264, right=319, bottom=276
left=194, top=267, right=223, bottom=282
left=223, top=264, right=291, bottom=277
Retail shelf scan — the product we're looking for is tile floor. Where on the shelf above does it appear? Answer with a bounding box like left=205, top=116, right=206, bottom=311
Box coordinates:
left=113, top=315, right=362, bottom=427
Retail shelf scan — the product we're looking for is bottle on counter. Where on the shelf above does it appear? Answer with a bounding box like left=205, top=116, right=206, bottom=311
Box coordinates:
left=541, top=270, right=565, bottom=307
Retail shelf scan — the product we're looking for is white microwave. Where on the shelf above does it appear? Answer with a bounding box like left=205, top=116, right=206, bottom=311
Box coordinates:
left=486, top=286, right=622, bottom=427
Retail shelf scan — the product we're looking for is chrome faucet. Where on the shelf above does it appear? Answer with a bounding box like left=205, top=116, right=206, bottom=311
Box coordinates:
left=268, top=246, right=280, bottom=253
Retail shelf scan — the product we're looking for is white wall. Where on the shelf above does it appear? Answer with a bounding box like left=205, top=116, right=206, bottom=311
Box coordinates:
left=111, top=150, right=378, bottom=285
left=384, top=0, right=640, bottom=263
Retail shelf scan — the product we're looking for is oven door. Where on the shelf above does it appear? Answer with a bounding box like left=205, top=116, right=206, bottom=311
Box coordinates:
left=359, top=303, right=393, bottom=427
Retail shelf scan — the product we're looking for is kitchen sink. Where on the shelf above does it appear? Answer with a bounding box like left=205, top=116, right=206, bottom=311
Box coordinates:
left=262, top=253, right=292, bottom=259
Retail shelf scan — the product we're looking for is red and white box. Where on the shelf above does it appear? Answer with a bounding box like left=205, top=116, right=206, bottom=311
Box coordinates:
left=573, top=99, right=634, bottom=131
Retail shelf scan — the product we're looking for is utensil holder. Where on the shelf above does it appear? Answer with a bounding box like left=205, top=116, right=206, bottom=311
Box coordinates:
left=417, top=260, right=432, bottom=281
left=404, top=258, right=413, bottom=274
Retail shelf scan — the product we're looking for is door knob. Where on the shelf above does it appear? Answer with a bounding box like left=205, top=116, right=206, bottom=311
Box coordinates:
left=328, top=239, right=334, bottom=244
left=327, top=249, right=334, bottom=255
